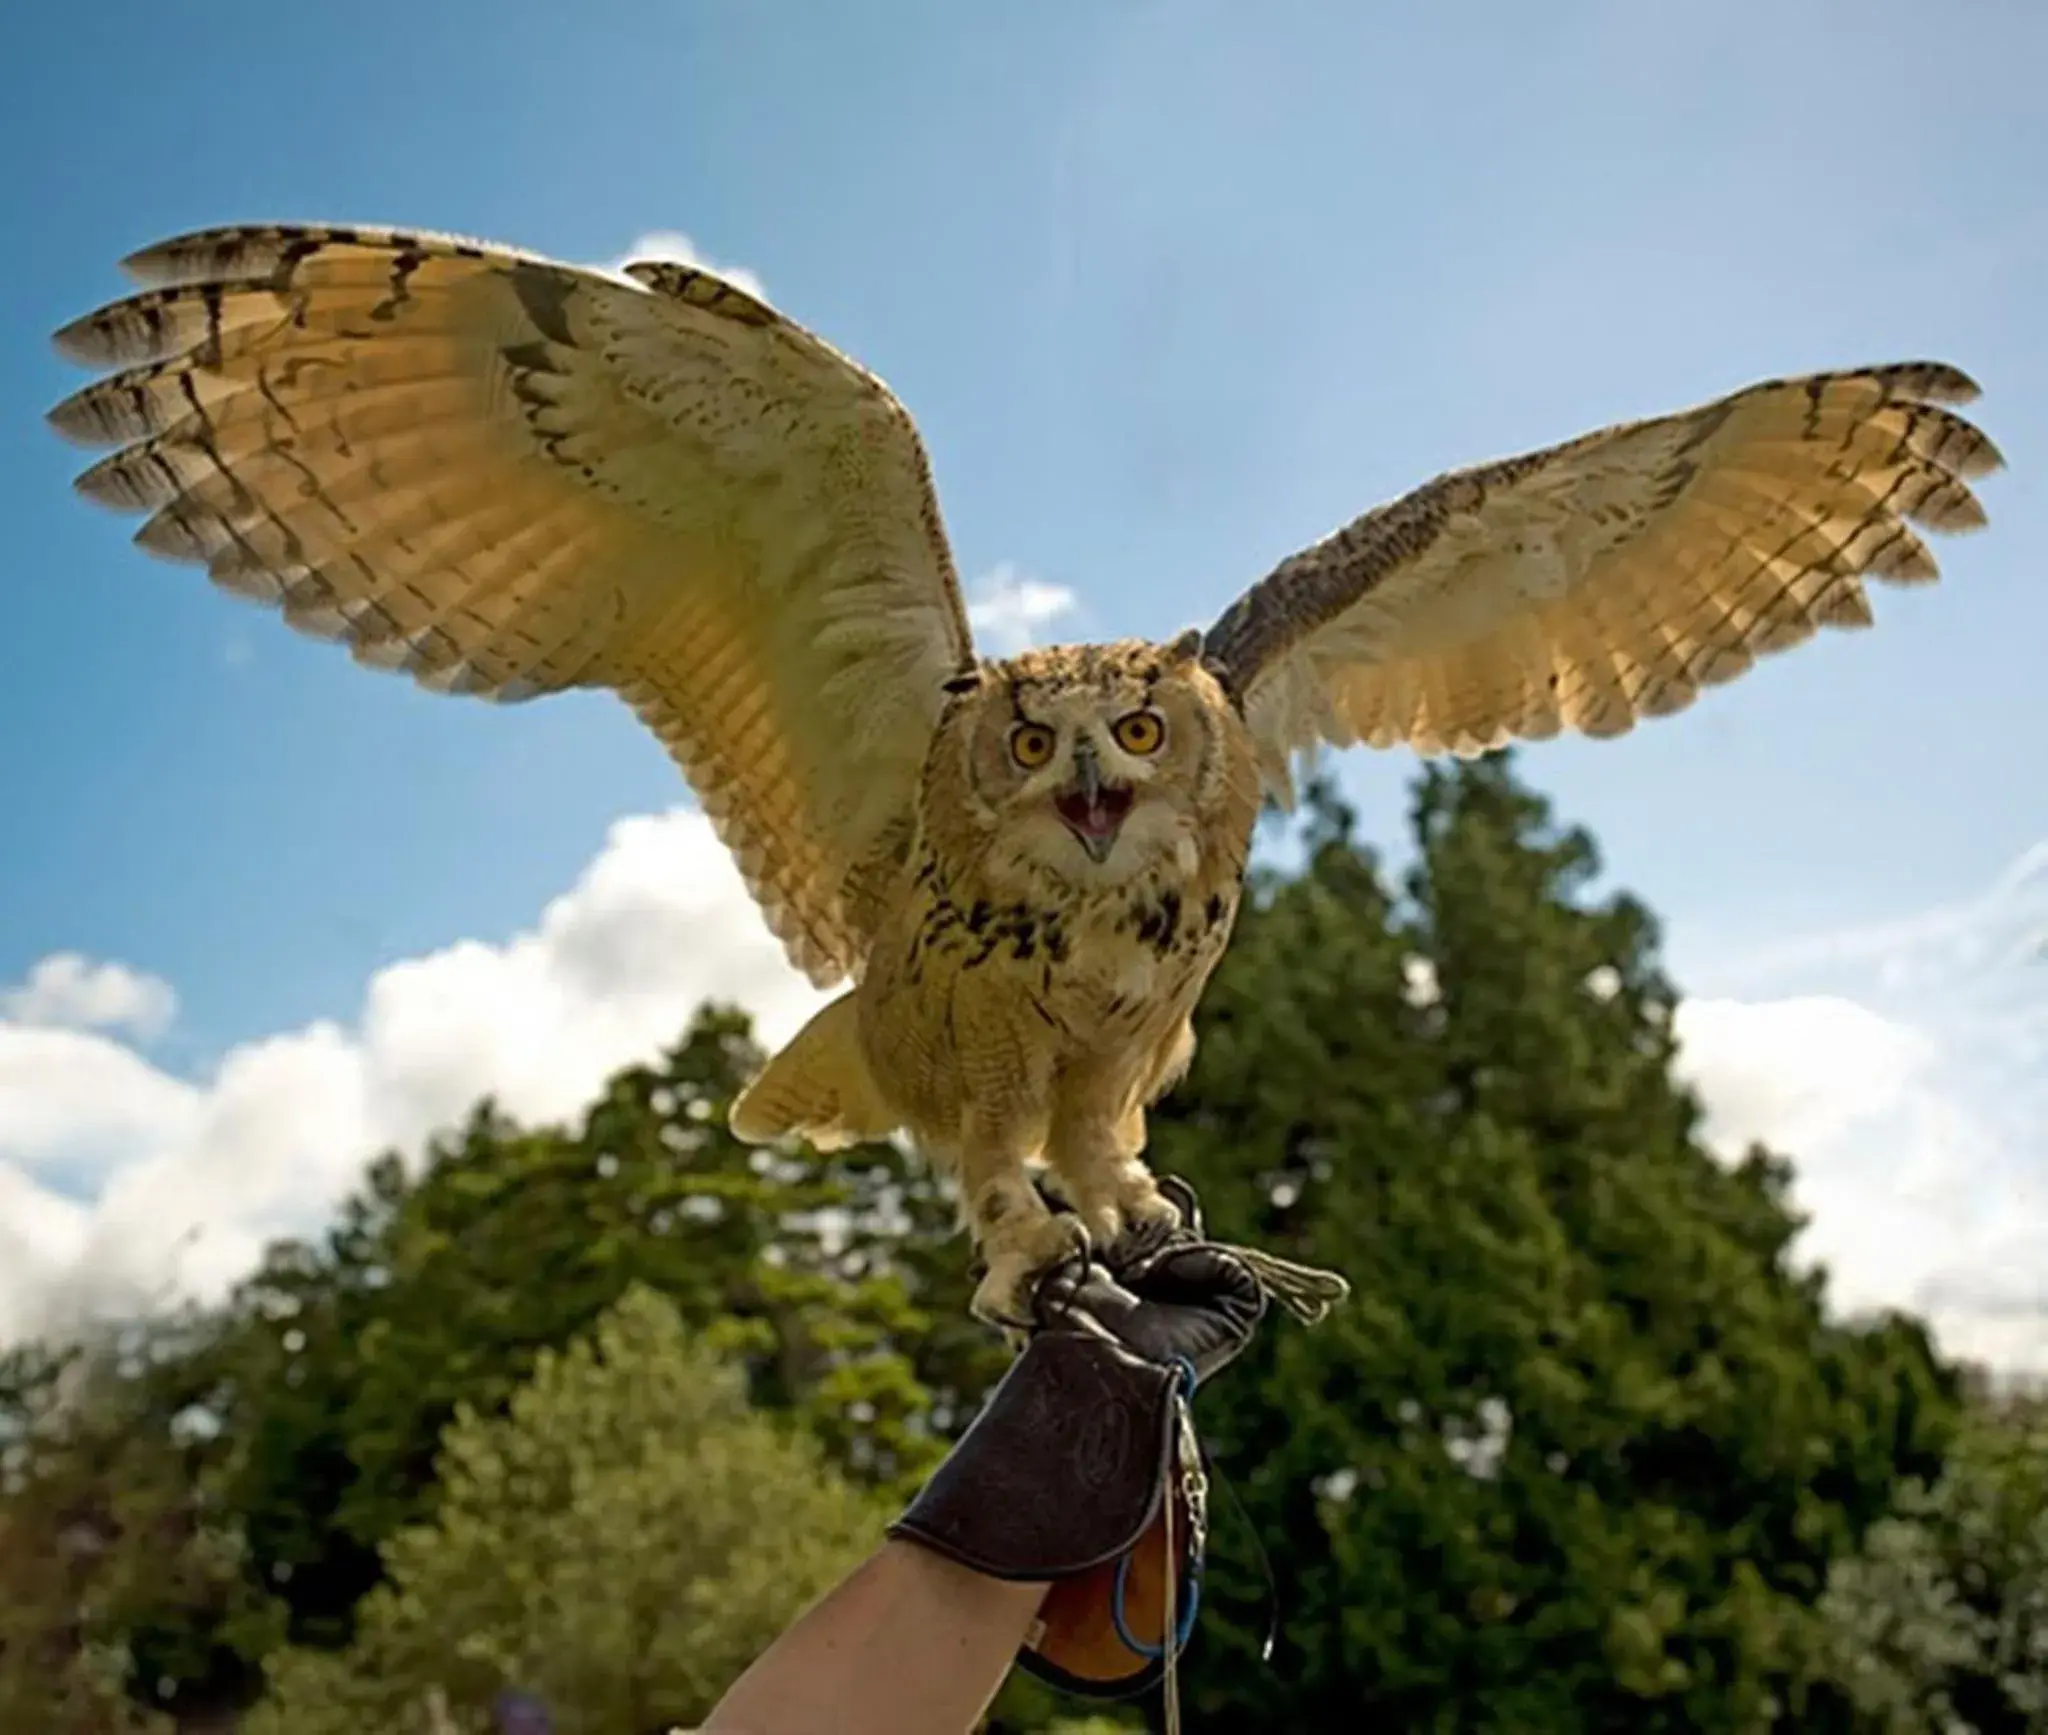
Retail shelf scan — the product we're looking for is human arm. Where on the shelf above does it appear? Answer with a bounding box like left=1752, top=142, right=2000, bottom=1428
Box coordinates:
left=696, top=1541, right=1047, bottom=1735
left=699, top=1184, right=1269, bottom=1734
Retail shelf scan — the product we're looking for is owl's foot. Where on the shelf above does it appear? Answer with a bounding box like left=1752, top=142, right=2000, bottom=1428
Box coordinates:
left=1073, top=1165, right=1185, bottom=1255
left=970, top=1211, right=1091, bottom=1332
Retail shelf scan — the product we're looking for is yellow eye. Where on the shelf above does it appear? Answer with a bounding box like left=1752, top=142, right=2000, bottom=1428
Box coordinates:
left=1009, top=722, right=1057, bottom=770
left=1112, top=710, right=1165, bottom=756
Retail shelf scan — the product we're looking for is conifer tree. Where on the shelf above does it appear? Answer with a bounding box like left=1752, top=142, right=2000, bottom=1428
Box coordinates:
left=1146, top=758, right=1957, bottom=1731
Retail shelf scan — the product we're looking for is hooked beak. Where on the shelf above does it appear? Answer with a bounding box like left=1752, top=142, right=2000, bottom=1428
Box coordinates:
left=1053, top=738, right=1134, bottom=863
left=1075, top=736, right=1102, bottom=808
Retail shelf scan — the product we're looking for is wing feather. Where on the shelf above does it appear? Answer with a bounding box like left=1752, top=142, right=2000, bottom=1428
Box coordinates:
left=50, top=222, right=978, bottom=986
left=1202, top=363, right=2000, bottom=777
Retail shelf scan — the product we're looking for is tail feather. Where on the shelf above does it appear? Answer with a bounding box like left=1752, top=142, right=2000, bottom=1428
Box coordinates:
left=729, top=992, right=897, bottom=1150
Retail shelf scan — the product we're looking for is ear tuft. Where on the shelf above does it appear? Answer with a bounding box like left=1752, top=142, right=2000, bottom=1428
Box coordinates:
left=1165, top=627, right=1203, bottom=664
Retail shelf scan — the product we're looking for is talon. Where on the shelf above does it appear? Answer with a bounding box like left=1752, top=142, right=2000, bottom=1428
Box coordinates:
left=1082, top=1203, right=1125, bottom=1248
left=969, top=1265, right=1041, bottom=1332
left=1127, top=1185, right=1183, bottom=1230
left=971, top=1212, right=1094, bottom=1330
left=1061, top=1213, right=1094, bottom=1262
left=1105, top=1176, right=1185, bottom=1261
left=1155, top=1174, right=1204, bottom=1236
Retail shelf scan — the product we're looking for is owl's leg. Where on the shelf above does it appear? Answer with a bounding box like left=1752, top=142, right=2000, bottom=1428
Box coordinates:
left=1045, top=1021, right=1196, bottom=1249
left=1046, top=1097, right=1182, bottom=1252
left=946, top=1129, right=1089, bottom=1330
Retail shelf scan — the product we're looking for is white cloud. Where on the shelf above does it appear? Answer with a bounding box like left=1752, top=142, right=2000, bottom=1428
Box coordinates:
left=1671, top=847, right=2048, bottom=1376
left=0, top=1024, right=198, bottom=1187
left=0, top=953, right=176, bottom=1041
left=1676, top=997, right=1935, bottom=1159
left=0, top=810, right=826, bottom=1348
left=0, top=1162, right=90, bottom=1346
left=600, top=230, right=769, bottom=302
left=966, top=563, right=1080, bottom=654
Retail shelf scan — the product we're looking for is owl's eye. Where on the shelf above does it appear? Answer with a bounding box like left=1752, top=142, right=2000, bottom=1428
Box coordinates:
left=1009, top=722, right=1058, bottom=770
left=1111, top=710, right=1166, bottom=756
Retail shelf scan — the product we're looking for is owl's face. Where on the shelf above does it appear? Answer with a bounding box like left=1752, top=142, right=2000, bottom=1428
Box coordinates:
left=938, top=638, right=1249, bottom=891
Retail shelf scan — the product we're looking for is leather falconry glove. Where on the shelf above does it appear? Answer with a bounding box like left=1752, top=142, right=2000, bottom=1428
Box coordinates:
left=888, top=1177, right=1266, bottom=1700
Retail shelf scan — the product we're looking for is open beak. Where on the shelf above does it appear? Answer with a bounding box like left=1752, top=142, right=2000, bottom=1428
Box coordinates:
left=1053, top=739, right=1134, bottom=863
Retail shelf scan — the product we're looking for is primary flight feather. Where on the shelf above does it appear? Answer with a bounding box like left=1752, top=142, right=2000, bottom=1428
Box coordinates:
left=48, top=222, right=2003, bottom=1324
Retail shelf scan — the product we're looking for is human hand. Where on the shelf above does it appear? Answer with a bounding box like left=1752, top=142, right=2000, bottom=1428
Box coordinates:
left=889, top=1175, right=1270, bottom=1699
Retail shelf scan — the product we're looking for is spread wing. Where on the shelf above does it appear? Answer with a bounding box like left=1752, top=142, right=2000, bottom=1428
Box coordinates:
left=1200, top=363, right=2002, bottom=792
left=49, top=223, right=977, bottom=987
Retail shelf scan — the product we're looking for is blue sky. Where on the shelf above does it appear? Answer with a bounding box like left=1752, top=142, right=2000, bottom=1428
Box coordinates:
left=2, top=1, right=2045, bottom=1362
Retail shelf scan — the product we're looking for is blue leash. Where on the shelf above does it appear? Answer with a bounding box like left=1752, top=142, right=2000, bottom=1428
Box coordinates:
left=1111, top=1356, right=1204, bottom=1660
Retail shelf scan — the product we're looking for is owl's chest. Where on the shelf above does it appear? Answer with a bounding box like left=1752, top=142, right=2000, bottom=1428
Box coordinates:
left=873, top=857, right=1237, bottom=1047
left=1051, top=885, right=1233, bottom=1026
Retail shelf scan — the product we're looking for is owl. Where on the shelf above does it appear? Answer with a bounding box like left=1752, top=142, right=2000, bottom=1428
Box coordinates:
left=47, top=224, right=2001, bottom=1326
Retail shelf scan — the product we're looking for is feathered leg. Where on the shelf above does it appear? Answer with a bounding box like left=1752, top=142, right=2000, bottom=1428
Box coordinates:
left=937, top=1117, right=1090, bottom=1329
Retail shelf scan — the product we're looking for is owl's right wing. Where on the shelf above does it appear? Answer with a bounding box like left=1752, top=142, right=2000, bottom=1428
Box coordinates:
left=49, top=223, right=978, bottom=988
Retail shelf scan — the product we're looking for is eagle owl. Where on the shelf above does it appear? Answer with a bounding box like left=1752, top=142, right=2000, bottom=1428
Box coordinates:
left=47, top=224, right=2002, bottom=1326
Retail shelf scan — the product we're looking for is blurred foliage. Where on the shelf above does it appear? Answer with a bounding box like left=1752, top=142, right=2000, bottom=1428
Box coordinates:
left=0, top=1314, right=279, bottom=1726
left=1820, top=1383, right=2048, bottom=1732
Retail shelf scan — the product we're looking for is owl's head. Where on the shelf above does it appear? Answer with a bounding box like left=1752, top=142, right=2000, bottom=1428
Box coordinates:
left=932, top=633, right=1256, bottom=890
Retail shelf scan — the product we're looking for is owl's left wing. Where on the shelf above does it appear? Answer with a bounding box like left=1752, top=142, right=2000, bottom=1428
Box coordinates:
left=1199, top=363, right=2002, bottom=793
left=48, top=223, right=978, bottom=988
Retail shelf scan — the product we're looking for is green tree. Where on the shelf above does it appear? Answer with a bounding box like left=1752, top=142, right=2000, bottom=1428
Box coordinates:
left=1143, top=760, right=1958, bottom=1731
left=245, top=1285, right=886, bottom=1735
left=198, top=1007, right=962, bottom=1664
left=1821, top=1381, right=2048, bottom=1731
